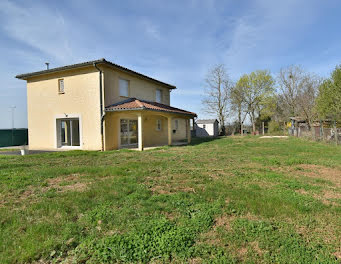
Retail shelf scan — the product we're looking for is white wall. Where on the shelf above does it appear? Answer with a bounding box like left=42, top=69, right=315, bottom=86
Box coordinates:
left=196, top=123, right=216, bottom=137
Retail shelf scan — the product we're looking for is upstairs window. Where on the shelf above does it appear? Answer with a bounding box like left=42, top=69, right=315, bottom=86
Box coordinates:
left=58, top=79, right=64, bottom=94
left=119, top=79, right=129, bottom=97
left=156, top=89, right=162, bottom=103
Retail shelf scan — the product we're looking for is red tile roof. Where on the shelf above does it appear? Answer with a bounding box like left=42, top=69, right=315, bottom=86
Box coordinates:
left=105, top=98, right=197, bottom=117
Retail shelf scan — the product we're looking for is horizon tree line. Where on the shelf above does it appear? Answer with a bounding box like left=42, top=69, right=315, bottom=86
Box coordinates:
left=202, top=64, right=341, bottom=135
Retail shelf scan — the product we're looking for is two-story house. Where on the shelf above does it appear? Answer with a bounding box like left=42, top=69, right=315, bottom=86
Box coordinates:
left=16, top=58, right=196, bottom=151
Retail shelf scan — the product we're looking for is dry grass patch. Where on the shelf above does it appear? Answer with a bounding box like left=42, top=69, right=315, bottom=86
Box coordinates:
left=298, top=164, right=341, bottom=187
left=197, top=212, right=263, bottom=249
left=188, top=257, right=203, bottom=264
left=214, top=214, right=235, bottom=231
left=45, top=173, right=88, bottom=192
left=145, top=173, right=203, bottom=194
left=150, top=184, right=196, bottom=194
left=292, top=213, right=340, bottom=247
left=198, top=214, right=235, bottom=247
left=295, top=187, right=341, bottom=206
left=334, top=248, right=341, bottom=261
left=249, top=241, right=264, bottom=257
left=5, top=174, right=89, bottom=206
left=235, top=241, right=265, bottom=262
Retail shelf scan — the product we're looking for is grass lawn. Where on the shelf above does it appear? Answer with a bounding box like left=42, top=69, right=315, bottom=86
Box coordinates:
left=1, top=136, right=341, bottom=263
left=0, top=148, right=20, bottom=152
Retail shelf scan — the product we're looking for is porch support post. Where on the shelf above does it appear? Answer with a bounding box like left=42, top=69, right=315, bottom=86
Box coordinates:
left=187, top=119, right=191, bottom=143
left=168, top=116, right=172, bottom=146
left=192, top=118, right=195, bottom=137
left=138, top=113, right=143, bottom=151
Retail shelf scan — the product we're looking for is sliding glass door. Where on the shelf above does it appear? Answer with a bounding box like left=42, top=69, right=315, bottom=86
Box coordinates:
left=120, top=119, right=138, bottom=147
left=57, top=118, right=80, bottom=147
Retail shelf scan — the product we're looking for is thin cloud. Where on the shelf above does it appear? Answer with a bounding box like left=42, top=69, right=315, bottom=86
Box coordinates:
left=0, top=0, right=74, bottom=64
left=0, top=0, right=341, bottom=128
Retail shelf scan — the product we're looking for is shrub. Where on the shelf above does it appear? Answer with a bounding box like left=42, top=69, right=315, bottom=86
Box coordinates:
left=268, top=121, right=281, bottom=133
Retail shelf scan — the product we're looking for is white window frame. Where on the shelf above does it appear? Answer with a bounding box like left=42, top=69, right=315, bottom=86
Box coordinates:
left=156, top=119, right=162, bottom=131
left=54, top=114, right=82, bottom=149
left=156, top=89, right=162, bottom=103
left=119, top=78, right=129, bottom=97
left=58, top=79, right=65, bottom=94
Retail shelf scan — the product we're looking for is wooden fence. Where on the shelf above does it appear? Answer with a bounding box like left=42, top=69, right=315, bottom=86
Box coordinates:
left=289, top=124, right=341, bottom=145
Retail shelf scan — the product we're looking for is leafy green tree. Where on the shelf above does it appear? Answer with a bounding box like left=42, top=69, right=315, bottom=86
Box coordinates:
left=316, top=66, right=341, bottom=121
left=230, top=83, right=247, bottom=134
left=236, top=70, right=275, bottom=133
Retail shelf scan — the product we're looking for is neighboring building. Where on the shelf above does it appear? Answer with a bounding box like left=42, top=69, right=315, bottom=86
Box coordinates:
left=16, top=58, right=196, bottom=151
left=195, top=119, right=219, bottom=137
left=289, top=117, right=307, bottom=136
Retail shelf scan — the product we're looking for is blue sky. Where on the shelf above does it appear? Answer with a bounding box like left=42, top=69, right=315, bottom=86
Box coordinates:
left=1, top=0, right=341, bottom=129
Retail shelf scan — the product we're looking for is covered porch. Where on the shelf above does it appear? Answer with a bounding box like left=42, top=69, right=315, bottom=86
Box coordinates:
left=103, top=98, right=196, bottom=151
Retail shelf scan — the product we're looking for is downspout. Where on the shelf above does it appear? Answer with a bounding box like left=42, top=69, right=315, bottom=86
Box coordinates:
left=93, top=62, right=105, bottom=151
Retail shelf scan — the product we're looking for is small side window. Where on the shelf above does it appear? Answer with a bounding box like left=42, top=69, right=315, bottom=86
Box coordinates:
left=203, top=124, right=206, bottom=129
left=58, top=79, right=64, bottom=94
left=156, top=119, right=162, bottom=131
left=175, top=119, right=179, bottom=130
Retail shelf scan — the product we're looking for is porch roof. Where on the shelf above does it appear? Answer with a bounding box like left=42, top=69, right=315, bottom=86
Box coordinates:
left=105, top=98, right=197, bottom=117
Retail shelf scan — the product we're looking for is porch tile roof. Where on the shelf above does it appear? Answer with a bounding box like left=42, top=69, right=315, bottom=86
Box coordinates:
left=105, top=98, right=197, bottom=117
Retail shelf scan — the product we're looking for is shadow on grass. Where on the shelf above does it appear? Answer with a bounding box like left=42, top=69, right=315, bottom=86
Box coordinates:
left=189, top=136, right=221, bottom=146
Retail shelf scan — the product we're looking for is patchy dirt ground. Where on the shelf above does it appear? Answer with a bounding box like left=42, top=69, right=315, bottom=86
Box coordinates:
left=298, top=164, right=341, bottom=187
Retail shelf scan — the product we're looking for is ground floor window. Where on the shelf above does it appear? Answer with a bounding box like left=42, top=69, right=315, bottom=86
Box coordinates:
left=56, top=118, right=80, bottom=147
left=120, top=119, right=138, bottom=146
left=156, top=119, right=162, bottom=131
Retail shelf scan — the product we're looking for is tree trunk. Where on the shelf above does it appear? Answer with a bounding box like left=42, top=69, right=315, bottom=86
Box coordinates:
left=238, top=110, right=242, bottom=135
left=251, top=112, right=256, bottom=134
left=218, top=115, right=225, bottom=136
left=334, top=121, right=338, bottom=145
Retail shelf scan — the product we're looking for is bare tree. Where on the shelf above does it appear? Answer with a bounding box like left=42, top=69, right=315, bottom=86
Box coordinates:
left=296, top=74, right=320, bottom=128
left=278, top=65, right=306, bottom=117
left=277, top=65, right=320, bottom=128
left=202, top=65, right=232, bottom=135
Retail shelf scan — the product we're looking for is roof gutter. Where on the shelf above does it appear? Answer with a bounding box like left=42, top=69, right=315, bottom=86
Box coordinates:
left=93, top=62, right=105, bottom=151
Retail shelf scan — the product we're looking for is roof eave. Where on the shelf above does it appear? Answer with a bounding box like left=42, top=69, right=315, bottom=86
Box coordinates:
left=15, top=59, right=177, bottom=89
left=105, top=107, right=196, bottom=117
left=15, top=59, right=105, bottom=80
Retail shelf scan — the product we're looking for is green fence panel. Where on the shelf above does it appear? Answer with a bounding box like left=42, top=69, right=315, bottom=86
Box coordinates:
left=0, top=129, right=28, bottom=147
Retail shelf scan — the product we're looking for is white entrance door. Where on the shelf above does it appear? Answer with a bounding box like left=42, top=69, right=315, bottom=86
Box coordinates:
left=120, top=119, right=138, bottom=147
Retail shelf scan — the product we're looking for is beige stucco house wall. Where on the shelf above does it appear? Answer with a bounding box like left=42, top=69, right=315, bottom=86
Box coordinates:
left=26, top=67, right=102, bottom=150
left=17, top=59, right=195, bottom=151
left=102, top=66, right=170, bottom=106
